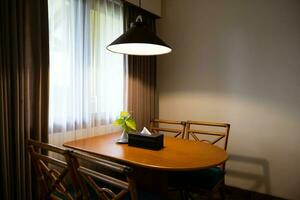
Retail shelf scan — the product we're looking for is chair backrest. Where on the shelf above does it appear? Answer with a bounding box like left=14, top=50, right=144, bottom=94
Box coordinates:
left=150, top=119, right=186, bottom=139
left=27, top=140, right=79, bottom=200
left=186, top=121, right=230, bottom=170
left=185, top=121, right=230, bottom=151
left=67, top=151, right=137, bottom=200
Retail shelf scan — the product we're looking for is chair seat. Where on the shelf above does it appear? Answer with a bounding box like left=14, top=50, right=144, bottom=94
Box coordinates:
left=169, top=167, right=225, bottom=190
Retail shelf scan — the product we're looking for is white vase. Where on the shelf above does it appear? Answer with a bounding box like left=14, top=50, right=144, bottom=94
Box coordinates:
left=116, top=130, right=128, bottom=144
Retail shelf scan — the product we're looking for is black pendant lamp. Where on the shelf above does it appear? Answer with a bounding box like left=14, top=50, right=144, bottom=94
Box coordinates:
left=107, top=2, right=172, bottom=56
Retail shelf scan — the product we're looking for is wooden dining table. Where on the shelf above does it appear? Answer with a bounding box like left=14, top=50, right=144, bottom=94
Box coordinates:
left=63, top=132, right=228, bottom=194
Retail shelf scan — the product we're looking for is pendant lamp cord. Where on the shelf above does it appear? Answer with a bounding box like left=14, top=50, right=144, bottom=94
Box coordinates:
left=135, top=0, right=143, bottom=23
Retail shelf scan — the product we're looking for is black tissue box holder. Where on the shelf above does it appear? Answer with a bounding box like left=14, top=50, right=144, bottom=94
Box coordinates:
left=128, top=132, right=164, bottom=150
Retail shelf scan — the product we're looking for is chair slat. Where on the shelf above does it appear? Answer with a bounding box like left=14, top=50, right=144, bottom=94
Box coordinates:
left=188, top=129, right=225, bottom=136
left=187, top=120, right=229, bottom=128
left=31, top=152, right=68, bottom=168
left=28, top=139, right=65, bottom=154
left=150, top=119, right=186, bottom=138
left=80, top=173, right=116, bottom=199
left=152, top=119, right=184, bottom=125
left=211, top=135, right=225, bottom=144
left=71, top=151, right=129, bottom=174
left=78, top=166, right=129, bottom=189
left=151, top=127, right=182, bottom=133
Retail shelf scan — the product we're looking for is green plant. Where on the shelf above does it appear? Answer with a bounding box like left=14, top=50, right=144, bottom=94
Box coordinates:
left=113, top=111, right=137, bottom=133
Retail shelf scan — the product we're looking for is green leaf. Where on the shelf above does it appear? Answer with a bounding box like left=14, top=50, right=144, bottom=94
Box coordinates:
left=113, top=118, right=124, bottom=126
left=121, top=124, right=130, bottom=133
left=121, top=124, right=126, bottom=130
left=120, top=111, right=130, bottom=118
left=125, top=119, right=136, bottom=131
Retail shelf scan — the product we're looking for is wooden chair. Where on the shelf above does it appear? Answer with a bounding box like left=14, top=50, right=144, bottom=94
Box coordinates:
left=67, top=151, right=138, bottom=200
left=27, top=140, right=80, bottom=200
left=186, top=121, right=230, bottom=168
left=150, top=119, right=186, bottom=139
left=182, top=120, right=231, bottom=199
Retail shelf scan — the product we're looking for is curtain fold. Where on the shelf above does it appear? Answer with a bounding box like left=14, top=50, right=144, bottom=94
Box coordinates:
left=125, top=3, right=158, bottom=131
left=0, top=0, right=49, bottom=199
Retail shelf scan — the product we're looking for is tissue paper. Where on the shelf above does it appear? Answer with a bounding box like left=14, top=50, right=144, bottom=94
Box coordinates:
left=141, top=127, right=152, bottom=135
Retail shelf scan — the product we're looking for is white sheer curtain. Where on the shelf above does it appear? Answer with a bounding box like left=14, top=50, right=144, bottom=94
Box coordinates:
left=48, top=0, right=124, bottom=146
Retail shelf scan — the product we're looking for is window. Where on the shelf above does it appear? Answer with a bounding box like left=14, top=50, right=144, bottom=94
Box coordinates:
left=48, top=0, right=124, bottom=134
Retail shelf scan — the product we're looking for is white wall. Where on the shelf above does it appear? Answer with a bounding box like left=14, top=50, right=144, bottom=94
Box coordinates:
left=157, top=0, right=300, bottom=199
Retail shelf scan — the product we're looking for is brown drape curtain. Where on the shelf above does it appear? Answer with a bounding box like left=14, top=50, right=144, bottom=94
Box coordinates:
left=0, top=0, right=49, bottom=199
left=124, top=3, right=158, bottom=131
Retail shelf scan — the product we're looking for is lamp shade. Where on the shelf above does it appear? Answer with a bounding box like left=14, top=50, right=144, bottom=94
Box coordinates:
left=107, top=20, right=172, bottom=56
